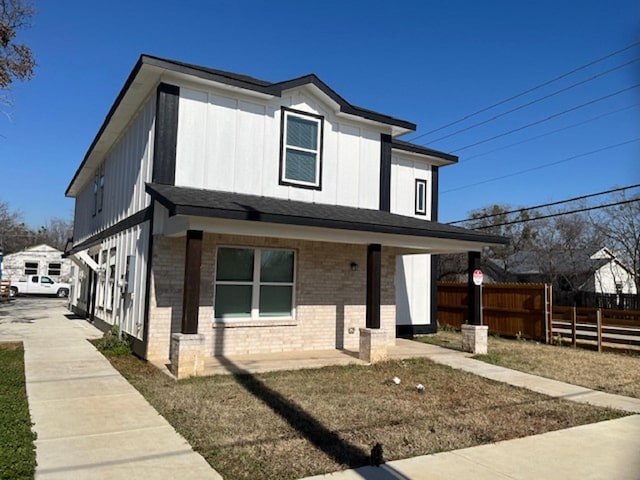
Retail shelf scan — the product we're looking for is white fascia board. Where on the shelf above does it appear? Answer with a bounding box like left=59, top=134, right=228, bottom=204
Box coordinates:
left=391, top=148, right=457, bottom=167
left=159, top=215, right=487, bottom=253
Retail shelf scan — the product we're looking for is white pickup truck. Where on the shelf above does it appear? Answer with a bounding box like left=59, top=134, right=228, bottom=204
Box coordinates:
left=10, top=275, right=71, bottom=298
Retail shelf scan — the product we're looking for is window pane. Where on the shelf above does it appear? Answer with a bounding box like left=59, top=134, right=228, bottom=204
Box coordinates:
left=260, top=250, right=294, bottom=282
left=287, top=115, right=318, bottom=150
left=216, top=248, right=254, bottom=281
left=285, top=149, right=317, bottom=183
left=259, top=286, right=292, bottom=317
left=215, top=285, right=252, bottom=318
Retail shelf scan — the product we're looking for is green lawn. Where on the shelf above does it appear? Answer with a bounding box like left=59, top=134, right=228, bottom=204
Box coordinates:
left=0, top=343, right=37, bottom=480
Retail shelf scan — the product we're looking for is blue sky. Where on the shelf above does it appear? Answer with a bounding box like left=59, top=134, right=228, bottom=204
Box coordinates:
left=1, top=0, right=638, bottom=228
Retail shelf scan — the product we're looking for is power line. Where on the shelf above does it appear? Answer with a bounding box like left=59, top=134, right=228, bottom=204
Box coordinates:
left=425, top=56, right=640, bottom=145
left=406, top=40, right=640, bottom=143
left=442, top=138, right=640, bottom=194
left=461, top=103, right=640, bottom=163
left=448, top=183, right=640, bottom=225
left=450, top=83, right=640, bottom=153
left=472, top=198, right=640, bottom=230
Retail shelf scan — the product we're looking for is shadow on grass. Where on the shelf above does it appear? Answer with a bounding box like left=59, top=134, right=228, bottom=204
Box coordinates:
left=216, top=355, right=371, bottom=469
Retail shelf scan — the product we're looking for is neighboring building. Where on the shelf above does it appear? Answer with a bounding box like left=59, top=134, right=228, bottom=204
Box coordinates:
left=64, top=55, right=505, bottom=363
left=2, top=244, right=73, bottom=282
left=486, top=247, right=637, bottom=295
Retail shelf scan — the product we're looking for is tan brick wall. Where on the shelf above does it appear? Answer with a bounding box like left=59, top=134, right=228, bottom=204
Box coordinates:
left=147, top=233, right=397, bottom=360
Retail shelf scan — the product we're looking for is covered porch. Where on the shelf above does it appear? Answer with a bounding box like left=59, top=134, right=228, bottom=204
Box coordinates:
left=145, top=183, right=507, bottom=378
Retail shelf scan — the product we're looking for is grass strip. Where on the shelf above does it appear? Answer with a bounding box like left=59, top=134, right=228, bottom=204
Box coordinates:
left=0, top=343, right=36, bottom=480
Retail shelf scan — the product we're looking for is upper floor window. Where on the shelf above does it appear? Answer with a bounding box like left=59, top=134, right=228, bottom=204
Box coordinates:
left=415, top=179, right=427, bottom=216
left=280, top=108, right=323, bottom=189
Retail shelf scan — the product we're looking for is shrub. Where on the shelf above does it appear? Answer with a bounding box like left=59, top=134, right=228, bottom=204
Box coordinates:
left=95, top=326, right=131, bottom=356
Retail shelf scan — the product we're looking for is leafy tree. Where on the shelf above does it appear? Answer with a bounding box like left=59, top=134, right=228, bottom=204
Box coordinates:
left=1, top=0, right=36, bottom=109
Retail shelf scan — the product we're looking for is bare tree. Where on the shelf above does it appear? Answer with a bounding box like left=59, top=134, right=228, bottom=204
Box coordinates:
left=0, top=199, right=32, bottom=253
left=591, top=192, right=640, bottom=296
left=34, top=217, right=73, bottom=251
left=1, top=0, right=36, bottom=112
left=533, top=210, right=604, bottom=292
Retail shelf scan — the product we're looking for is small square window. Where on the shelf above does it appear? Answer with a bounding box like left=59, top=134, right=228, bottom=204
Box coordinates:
left=415, top=179, right=427, bottom=216
left=280, top=108, right=323, bottom=189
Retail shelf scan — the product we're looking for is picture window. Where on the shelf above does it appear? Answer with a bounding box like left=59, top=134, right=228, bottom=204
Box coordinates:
left=214, top=247, right=295, bottom=320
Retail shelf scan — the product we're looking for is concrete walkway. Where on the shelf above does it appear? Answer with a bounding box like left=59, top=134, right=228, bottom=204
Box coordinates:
left=303, top=415, right=640, bottom=479
left=0, top=298, right=222, bottom=480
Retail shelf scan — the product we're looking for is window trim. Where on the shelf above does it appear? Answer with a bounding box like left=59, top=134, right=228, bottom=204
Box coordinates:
left=279, top=107, right=324, bottom=190
left=213, top=246, right=296, bottom=322
left=415, top=179, right=427, bottom=216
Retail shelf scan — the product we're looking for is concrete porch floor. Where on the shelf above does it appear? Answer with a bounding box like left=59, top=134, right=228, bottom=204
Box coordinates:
left=200, top=338, right=459, bottom=376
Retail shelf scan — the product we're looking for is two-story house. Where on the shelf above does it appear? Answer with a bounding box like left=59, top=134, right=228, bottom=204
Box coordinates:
left=65, top=55, right=506, bottom=376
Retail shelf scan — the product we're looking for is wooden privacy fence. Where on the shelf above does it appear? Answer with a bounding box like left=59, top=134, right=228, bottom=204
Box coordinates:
left=550, top=307, right=640, bottom=352
left=437, top=282, right=552, bottom=342
left=438, top=282, right=640, bottom=351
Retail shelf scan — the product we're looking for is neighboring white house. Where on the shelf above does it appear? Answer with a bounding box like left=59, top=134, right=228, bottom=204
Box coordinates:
left=486, top=247, right=637, bottom=295
left=2, top=244, right=73, bottom=282
left=589, top=247, right=637, bottom=295
left=64, top=55, right=506, bottom=366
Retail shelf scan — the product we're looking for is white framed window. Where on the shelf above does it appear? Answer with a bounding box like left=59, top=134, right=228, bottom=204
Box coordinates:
left=24, top=262, right=39, bottom=275
left=415, top=179, right=427, bottom=215
left=106, top=248, right=116, bottom=311
left=48, top=262, right=62, bottom=276
left=214, top=247, right=295, bottom=320
left=280, top=108, right=323, bottom=189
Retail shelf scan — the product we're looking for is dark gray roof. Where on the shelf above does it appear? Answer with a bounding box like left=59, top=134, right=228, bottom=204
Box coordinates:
left=146, top=183, right=508, bottom=246
left=142, top=55, right=417, bottom=131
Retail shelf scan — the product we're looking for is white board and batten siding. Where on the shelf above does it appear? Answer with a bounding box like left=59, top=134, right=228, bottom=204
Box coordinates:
left=73, top=96, right=156, bottom=244
left=391, top=152, right=435, bottom=328
left=174, top=86, right=381, bottom=210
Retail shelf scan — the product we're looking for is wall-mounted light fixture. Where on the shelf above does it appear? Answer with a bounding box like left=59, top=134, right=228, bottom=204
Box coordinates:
left=350, top=262, right=359, bottom=271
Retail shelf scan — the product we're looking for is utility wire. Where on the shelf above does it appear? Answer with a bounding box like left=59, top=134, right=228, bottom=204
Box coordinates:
left=406, top=40, right=640, bottom=143
left=450, top=83, right=640, bottom=153
left=461, top=103, right=640, bottom=163
left=472, top=198, right=640, bottom=230
left=426, top=56, right=640, bottom=145
left=448, top=183, right=640, bottom=224
left=442, top=138, right=640, bottom=194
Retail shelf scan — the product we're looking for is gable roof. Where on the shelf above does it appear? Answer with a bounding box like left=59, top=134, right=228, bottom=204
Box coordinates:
left=66, top=55, right=422, bottom=197
left=145, top=183, right=508, bottom=248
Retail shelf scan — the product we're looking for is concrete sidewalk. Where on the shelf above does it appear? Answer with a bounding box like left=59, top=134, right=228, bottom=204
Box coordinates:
left=0, top=298, right=222, bottom=480
left=303, top=414, right=640, bottom=479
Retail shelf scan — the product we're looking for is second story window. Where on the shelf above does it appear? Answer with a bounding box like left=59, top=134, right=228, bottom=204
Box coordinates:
left=415, top=179, right=427, bottom=216
left=280, top=108, right=323, bottom=189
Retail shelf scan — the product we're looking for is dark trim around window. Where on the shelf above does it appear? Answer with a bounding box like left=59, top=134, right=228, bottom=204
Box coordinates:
left=278, top=107, right=324, bottom=190
left=415, top=179, right=427, bottom=216
left=379, top=134, right=392, bottom=212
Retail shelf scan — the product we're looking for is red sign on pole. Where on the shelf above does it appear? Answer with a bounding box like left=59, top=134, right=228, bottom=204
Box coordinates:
left=473, top=269, right=483, bottom=286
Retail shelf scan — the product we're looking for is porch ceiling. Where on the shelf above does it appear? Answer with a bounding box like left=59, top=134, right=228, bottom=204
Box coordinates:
left=146, top=183, right=508, bottom=253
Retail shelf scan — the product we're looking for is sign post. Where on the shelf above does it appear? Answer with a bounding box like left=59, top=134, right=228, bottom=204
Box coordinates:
left=472, top=269, right=483, bottom=325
